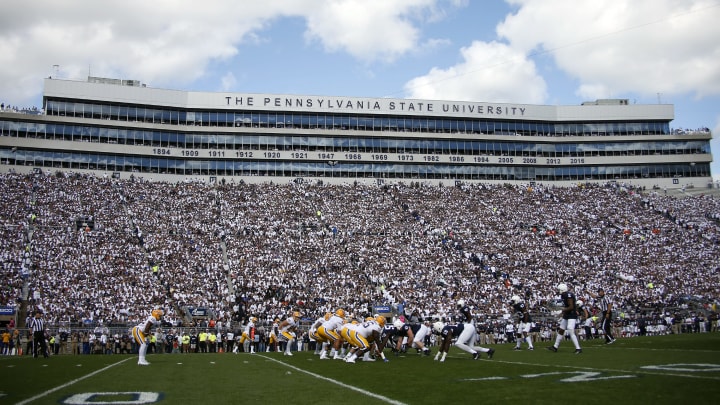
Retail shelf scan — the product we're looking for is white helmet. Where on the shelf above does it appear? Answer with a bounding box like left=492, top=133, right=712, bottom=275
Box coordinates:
left=511, top=295, right=521, bottom=305
left=433, top=321, right=445, bottom=333
left=393, top=319, right=405, bottom=329
left=576, top=300, right=584, bottom=307
left=456, top=299, right=465, bottom=308
left=557, top=283, right=568, bottom=293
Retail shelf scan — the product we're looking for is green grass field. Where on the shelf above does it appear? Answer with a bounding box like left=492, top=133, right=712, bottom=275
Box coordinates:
left=3, top=333, right=720, bottom=404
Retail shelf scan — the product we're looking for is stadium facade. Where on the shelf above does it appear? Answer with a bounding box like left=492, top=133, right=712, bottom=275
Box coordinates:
left=0, top=76, right=713, bottom=188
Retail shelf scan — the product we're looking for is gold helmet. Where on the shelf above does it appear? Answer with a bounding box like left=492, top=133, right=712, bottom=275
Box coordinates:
left=151, top=308, right=164, bottom=320
left=324, top=312, right=332, bottom=321
left=365, top=316, right=374, bottom=321
left=335, top=308, right=346, bottom=318
left=375, top=315, right=386, bottom=327
left=250, top=317, right=258, bottom=323
left=293, top=311, right=301, bottom=319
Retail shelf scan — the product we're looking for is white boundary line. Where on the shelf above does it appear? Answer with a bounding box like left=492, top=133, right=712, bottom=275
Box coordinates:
left=259, top=355, right=407, bottom=405
left=15, top=358, right=131, bottom=405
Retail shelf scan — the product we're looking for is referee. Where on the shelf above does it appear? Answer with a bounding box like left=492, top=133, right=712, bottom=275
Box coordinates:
left=29, top=309, right=49, bottom=358
left=588, top=288, right=616, bottom=344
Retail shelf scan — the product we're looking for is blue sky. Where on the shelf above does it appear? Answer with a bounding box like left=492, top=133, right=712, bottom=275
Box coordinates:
left=1, top=0, right=719, bottom=179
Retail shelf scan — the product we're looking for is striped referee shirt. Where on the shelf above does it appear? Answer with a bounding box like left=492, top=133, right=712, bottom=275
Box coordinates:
left=599, top=296, right=612, bottom=314
left=30, top=317, right=45, bottom=333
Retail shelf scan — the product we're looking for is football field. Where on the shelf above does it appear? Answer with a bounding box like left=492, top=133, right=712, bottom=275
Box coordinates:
left=3, top=333, right=719, bottom=404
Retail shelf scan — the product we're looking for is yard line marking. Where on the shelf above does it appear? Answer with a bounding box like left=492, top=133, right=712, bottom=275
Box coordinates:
left=260, top=355, right=407, bottom=405
left=15, top=358, right=131, bottom=405
left=486, top=359, right=720, bottom=381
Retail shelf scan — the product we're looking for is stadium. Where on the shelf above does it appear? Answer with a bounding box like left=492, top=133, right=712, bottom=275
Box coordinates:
left=0, top=76, right=714, bottom=188
left=0, top=77, right=719, bottom=404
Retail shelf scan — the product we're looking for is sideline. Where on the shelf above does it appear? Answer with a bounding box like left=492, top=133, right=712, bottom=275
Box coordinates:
left=15, top=358, right=132, bottom=405
left=259, top=354, right=407, bottom=405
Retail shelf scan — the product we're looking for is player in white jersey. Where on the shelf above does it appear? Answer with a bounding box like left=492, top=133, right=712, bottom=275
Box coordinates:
left=309, top=313, right=332, bottom=355
left=318, top=309, right=346, bottom=359
left=132, top=308, right=163, bottom=365
left=267, top=319, right=280, bottom=352
left=239, top=317, right=256, bottom=353
left=343, top=315, right=386, bottom=363
left=279, top=311, right=301, bottom=356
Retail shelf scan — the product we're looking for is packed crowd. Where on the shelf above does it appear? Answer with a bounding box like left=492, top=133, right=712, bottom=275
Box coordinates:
left=1, top=171, right=719, bottom=333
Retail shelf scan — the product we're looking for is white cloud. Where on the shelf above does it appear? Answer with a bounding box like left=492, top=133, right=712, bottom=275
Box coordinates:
left=497, top=0, right=720, bottom=100
left=404, top=40, right=547, bottom=104
left=0, top=0, right=461, bottom=105
left=302, top=0, right=447, bottom=63
left=219, top=72, right=237, bottom=92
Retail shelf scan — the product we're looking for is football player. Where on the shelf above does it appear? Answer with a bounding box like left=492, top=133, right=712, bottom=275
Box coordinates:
left=309, top=312, right=332, bottom=355
left=433, top=319, right=493, bottom=362
left=343, top=315, right=385, bottom=363
left=547, top=283, right=582, bottom=354
left=266, top=318, right=280, bottom=352
left=454, top=299, right=495, bottom=359
left=510, top=295, right=534, bottom=350
left=132, top=307, right=163, bottom=365
left=239, top=316, right=257, bottom=354
left=279, top=311, right=301, bottom=356
left=317, top=308, right=346, bottom=360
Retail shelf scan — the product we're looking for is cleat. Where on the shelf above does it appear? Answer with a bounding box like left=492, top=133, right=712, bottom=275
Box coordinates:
left=547, top=346, right=557, bottom=352
left=319, top=352, right=328, bottom=360
left=423, top=348, right=431, bottom=356
left=284, top=352, right=293, bottom=356
left=487, top=348, right=495, bottom=359
left=607, top=339, right=616, bottom=345
left=472, top=352, right=480, bottom=360
left=528, top=347, right=534, bottom=351
left=513, top=347, right=522, bottom=351
left=362, top=357, right=376, bottom=362
left=574, top=349, right=583, bottom=354
left=138, top=360, right=150, bottom=366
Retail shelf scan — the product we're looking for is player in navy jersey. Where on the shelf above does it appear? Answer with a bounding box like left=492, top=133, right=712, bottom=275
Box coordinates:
left=378, top=319, right=430, bottom=356
left=433, top=318, right=493, bottom=362
left=407, top=320, right=432, bottom=355
left=510, top=295, right=535, bottom=350
left=547, top=283, right=582, bottom=354
left=453, top=299, right=495, bottom=360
